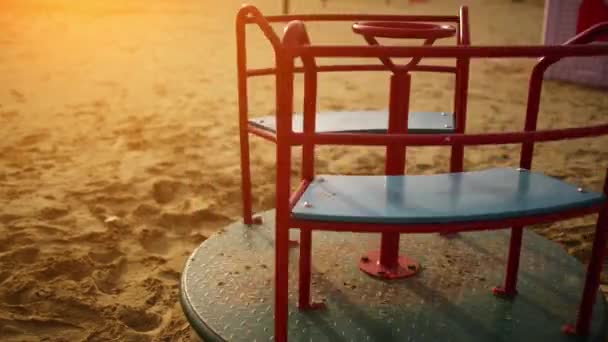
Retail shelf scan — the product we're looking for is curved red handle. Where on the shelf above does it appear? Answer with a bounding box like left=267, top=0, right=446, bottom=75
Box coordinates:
left=352, top=21, right=456, bottom=40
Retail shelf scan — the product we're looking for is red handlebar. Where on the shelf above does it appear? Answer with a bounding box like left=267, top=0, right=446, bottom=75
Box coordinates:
left=352, top=21, right=456, bottom=40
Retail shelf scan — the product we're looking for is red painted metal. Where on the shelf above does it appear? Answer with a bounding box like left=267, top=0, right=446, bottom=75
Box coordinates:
left=250, top=14, right=460, bottom=24
left=274, top=35, right=296, bottom=342
left=565, top=170, right=608, bottom=336
left=235, top=6, right=608, bottom=340
left=298, top=228, right=311, bottom=308
left=359, top=251, right=421, bottom=279
left=247, top=126, right=277, bottom=142
left=297, top=228, right=326, bottom=310
left=246, top=64, right=458, bottom=77
left=237, top=8, right=254, bottom=225
left=349, top=12, right=461, bottom=278
left=493, top=226, right=523, bottom=298
left=450, top=6, right=470, bottom=173
left=290, top=124, right=608, bottom=147
left=300, top=30, right=317, bottom=183
left=294, top=42, right=608, bottom=59
left=289, top=179, right=310, bottom=210
left=353, top=21, right=456, bottom=39
left=236, top=4, right=469, bottom=227
left=364, top=73, right=421, bottom=279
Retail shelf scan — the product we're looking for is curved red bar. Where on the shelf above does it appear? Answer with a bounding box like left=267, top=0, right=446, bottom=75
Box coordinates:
left=353, top=21, right=456, bottom=39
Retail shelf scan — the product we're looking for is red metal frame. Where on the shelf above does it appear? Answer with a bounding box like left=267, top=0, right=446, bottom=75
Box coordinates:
left=236, top=5, right=470, bottom=225
left=237, top=5, right=608, bottom=342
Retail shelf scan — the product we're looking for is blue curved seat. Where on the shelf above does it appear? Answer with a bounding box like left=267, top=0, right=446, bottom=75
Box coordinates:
left=292, top=168, right=606, bottom=224
left=249, top=110, right=455, bottom=134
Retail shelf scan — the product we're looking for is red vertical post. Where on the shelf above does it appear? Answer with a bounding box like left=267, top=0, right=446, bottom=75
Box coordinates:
left=298, top=228, right=312, bottom=308
left=520, top=66, right=544, bottom=170
left=450, top=6, right=470, bottom=173
left=298, top=229, right=324, bottom=311
left=301, top=58, right=317, bottom=182
left=379, top=73, right=410, bottom=269
left=494, top=64, right=546, bottom=298
left=493, top=226, right=523, bottom=297
left=299, top=61, right=322, bottom=310
left=564, top=170, right=608, bottom=336
left=359, top=73, right=420, bottom=279
left=274, top=49, right=295, bottom=342
left=237, top=14, right=254, bottom=225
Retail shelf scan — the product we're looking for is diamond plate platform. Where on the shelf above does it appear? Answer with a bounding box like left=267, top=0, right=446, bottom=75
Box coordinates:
left=180, top=210, right=608, bottom=342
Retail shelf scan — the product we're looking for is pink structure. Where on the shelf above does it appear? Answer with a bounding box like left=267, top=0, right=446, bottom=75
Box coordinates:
left=544, top=0, right=608, bottom=87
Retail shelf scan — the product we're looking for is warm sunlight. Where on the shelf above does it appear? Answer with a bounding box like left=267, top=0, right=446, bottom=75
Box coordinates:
left=1, top=0, right=607, bottom=341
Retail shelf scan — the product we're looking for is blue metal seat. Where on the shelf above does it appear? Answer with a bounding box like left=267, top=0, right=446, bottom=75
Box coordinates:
left=249, top=110, right=455, bottom=134
left=292, top=168, right=606, bottom=224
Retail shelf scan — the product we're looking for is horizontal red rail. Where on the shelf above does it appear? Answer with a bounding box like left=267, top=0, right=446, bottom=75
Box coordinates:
left=293, top=44, right=608, bottom=59
left=247, top=14, right=460, bottom=24
left=290, top=204, right=603, bottom=234
left=289, top=123, right=608, bottom=147
left=289, top=179, right=310, bottom=210
left=248, top=126, right=277, bottom=142
left=246, top=64, right=456, bottom=77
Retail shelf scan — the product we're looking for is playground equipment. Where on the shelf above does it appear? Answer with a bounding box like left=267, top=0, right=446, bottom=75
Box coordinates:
left=544, top=0, right=608, bottom=87
left=281, top=0, right=426, bottom=14
left=180, top=5, right=608, bottom=342
left=283, top=0, right=388, bottom=14
left=239, top=7, right=471, bottom=279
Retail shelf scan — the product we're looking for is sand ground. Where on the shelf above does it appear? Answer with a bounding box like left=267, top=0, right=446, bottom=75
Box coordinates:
left=0, top=0, right=607, bottom=341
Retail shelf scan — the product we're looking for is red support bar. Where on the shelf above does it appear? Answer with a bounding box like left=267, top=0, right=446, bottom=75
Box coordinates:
left=566, top=170, right=608, bottom=336
left=450, top=6, right=470, bottom=173
left=237, top=9, right=254, bottom=225
left=249, top=14, right=460, bottom=24
left=247, top=125, right=278, bottom=142
left=386, top=73, right=410, bottom=174
left=246, top=64, right=457, bottom=77
left=289, top=124, right=608, bottom=147
left=298, top=228, right=312, bottom=308
left=274, top=47, right=295, bottom=342
left=520, top=67, right=544, bottom=170
left=378, top=73, right=410, bottom=273
left=301, top=43, right=317, bottom=182
left=289, top=180, right=310, bottom=210
left=294, top=43, right=608, bottom=59
left=493, top=226, right=524, bottom=298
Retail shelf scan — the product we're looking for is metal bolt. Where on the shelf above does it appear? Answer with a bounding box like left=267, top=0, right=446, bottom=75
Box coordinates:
left=577, top=187, right=585, bottom=193
left=516, top=167, right=527, bottom=172
left=441, top=112, right=447, bottom=116
left=303, top=201, right=313, bottom=208
left=444, top=124, right=452, bottom=129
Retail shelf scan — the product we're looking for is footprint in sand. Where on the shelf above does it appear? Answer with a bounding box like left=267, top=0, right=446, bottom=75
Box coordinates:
left=34, top=257, right=94, bottom=282
left=88, top=247, right=124, bottom=265
left=138, top=228, right=168, bottom=254
left=9, top=89, right=26, bottom=103
left=116, top=305, right=162, bottom=332
left=151, top=179, right=185, bottom=204
left=39, top=204, right=70, bottom=220
left=132, top=203, right=161, bottom=217
left=92, top=256, right=127, bottom=294
left=0, top=246, right=40, bottom=265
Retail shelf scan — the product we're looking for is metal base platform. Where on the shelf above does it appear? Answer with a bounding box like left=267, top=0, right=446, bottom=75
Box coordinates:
left=180, top=210, right=608, bottom=342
